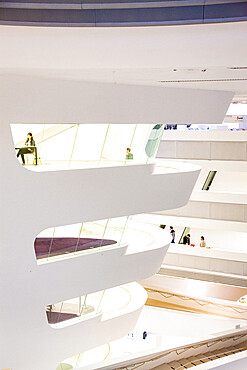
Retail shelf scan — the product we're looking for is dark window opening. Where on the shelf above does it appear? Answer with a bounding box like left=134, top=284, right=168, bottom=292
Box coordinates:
left=202, top=171, right=217, bottom=191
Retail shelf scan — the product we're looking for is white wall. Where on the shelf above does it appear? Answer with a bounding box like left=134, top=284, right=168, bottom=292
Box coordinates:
left=161, top=130, right=247, bottom=142
left=158, top=140, right=247, bottom=161
left=210, top=171, right=247, bottom=194
left=193, top=169, right=247, bottom=195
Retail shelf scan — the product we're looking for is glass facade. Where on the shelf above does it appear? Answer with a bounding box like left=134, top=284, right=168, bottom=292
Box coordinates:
left=11, top=123, right=164, bottom=171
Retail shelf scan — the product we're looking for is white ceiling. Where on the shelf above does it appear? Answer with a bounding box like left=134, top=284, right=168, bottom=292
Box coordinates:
left=0, top=21, right=247, bottom=99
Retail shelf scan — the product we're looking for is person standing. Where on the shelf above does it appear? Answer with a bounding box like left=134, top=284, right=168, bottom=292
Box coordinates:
left=17, top=132, right=36, bottom=165
left=170, top=226, right=175, bottom=243
left=183, top=233, right=190, bottom=245
left=200, top=236, right=206, bottom=247
left=126, top=148, right=133, bottom=160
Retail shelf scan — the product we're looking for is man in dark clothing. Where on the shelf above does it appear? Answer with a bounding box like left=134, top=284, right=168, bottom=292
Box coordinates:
left=183, top=234, right=190, bottom=245
left=170, top=226, right=175, bottom=243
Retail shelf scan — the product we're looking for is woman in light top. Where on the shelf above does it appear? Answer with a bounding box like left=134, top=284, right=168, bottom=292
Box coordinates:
left=200, top=236, right=206, bottom=247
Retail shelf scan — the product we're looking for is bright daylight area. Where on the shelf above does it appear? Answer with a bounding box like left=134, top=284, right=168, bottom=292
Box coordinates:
left=1, top=3, right=247, bottom=370
left=12, top=123, right=163, bottom=170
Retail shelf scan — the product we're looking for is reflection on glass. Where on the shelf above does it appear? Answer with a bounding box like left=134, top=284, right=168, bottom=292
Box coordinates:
left=145, top=124, right=164, bottom=159
left=46, top=290, right=105, bottom=327
left=35, top=216, right=130, bottom=262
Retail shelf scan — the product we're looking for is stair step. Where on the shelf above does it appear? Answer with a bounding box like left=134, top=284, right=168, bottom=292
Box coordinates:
left=192, top=359, right=205, bottom=365
left=208, top=355, right=221, bottom=360
left=212, top=353, right=226, bottom=358
left=155, top=364, right=174, bottom=370
left=230, top=348, right=242, bottom=353
left=160, top=343, right=247, bottom=370
left=199, top=357, right=212, bottom=363
left=178, top=358, right=192, bottom=366
left=186, top=356, right=203, bottom=362
left=168, top=361, right=184, bottom=368
left=224, top=351, right=237, bottom=356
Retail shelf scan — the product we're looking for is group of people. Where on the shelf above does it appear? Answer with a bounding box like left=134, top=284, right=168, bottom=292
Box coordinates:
left=169, top=226, right=206, bottom=247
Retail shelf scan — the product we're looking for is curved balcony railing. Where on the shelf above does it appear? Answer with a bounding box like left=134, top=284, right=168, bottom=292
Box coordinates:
left=35, top=216, right=130, bottom=263
left=12, top=123, right=164, bottom=171
left=0, top=0, right=247, bottom=26
left=46, top=289, right=105, bottom=327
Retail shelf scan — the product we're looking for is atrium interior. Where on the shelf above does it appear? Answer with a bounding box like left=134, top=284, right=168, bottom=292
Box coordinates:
left=1, top=2, right=247, bottom=370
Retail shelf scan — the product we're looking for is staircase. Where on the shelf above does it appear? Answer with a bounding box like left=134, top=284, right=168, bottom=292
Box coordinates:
left=153, top=342, right=247, bottom=369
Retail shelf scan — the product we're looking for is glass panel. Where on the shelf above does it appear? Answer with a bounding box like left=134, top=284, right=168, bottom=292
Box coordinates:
left=127, top=124, right=151, bottom=164
left=12, top=123, right=163, bottom=170
left=79, top=219, right=108, bottom=241
left=100, top=216, right=129, bottom=247
left=35, top=216, right=129, bottom=263
left=179, top=227, right=191, bottom=245
left=46, top=290, right=105, bottom=328
left=11, top=123, right=44, bottom=146
left=145, top=124, right=164, bottom=162
left=70, top=124, right=108, bottom=166
left=100, top=124, right=136, bottom=164
left=38, top=124, right=77, bottom=164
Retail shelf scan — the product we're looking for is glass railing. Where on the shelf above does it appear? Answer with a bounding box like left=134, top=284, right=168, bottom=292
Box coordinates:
left=35, top=216, right=131, bottom=263
left=46, top=290, right=105, bottom=328
left=11, top=123, right=164, bottom=171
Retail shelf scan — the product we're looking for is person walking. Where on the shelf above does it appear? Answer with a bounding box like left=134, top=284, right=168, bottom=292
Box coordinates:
left=170, top=226, right=175, bottom=243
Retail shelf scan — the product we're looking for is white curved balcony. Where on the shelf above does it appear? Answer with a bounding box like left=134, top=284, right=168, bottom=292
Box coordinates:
left=45, top=282, right=147, bottom=370
left=0, top=218, right=170, bottom=370
left=0, top=75, right=204, bottom=370
left=0, top=157, right=199, bottom=370
left=57, top=305, right=247, bottom=370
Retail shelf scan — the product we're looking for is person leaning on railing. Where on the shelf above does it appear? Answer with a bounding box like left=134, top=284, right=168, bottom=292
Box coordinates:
left=17, top=132, right=36, bottom=165
left=170, top=226, right=175, bottom=243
